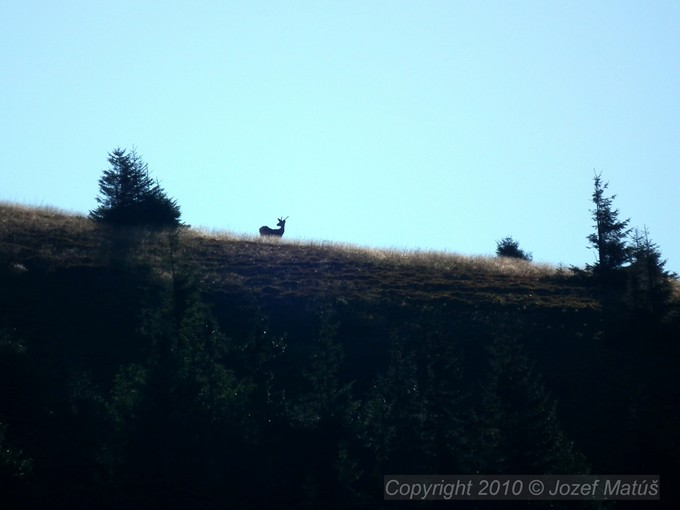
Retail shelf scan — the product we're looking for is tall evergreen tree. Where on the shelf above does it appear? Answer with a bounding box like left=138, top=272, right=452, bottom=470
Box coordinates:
left=477, top=335, right=589, bottom=475
left=103, top=272, right=254, bottom=507
left=626, top=227, right=675, bottom=319
left=90, top=148, right=182, bottom=228
left=290, top=310, right=362, bottom=509
left=362, top=336, right=426, bottom=473
left=415, top=317, right=470, bottom=474
left=0, top=421, right=33, bottom=509
left=587, top=172, right=631, bottom=283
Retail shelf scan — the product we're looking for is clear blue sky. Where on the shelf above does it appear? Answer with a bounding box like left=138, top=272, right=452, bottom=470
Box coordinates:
left=2, top=1, right=679, bottom=272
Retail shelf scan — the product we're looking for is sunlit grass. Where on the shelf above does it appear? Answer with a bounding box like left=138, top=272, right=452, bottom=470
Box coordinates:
left=0, top=201, right=554, bottom=276
left=181, top=228, right=559, bottom=279
left=0, top=201, right=91, bottom=230
left=0, top=202, right=598, bottom=309
left=0, top=201, right=557, bottom=279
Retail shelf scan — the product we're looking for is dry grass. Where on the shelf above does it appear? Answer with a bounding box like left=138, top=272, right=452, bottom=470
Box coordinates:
left=0, top=201, right=92, bottom=230
left=187, top=229, right=558, bottom=278
left=0, top=202, right=99, bottom=268
left=1, top=202, right=598, bottom=310
left=177, top=225, right=591, bottom=309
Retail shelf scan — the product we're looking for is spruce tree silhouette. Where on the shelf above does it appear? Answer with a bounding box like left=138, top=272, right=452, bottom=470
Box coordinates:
left=627, top=227, right=675, bottom=319
left=586, top=171, right=630, bottom=284
left=496, top=236, right=533, bottom=261
left=90, top=148, right=182, bottom=228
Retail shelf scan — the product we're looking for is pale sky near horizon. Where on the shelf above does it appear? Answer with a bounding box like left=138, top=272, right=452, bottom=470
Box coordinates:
left=2, top=1, right=679, bottom=272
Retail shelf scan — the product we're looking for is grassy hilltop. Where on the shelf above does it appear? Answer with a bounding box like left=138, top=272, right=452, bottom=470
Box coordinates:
left=1, top=202, right=679, bottom=509
left=0, top=202, right=594, bottom=307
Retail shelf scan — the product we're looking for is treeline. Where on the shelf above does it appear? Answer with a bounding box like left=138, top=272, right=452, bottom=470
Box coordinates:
left=2, top=245, right=678, bottom=508
left=497, top=170, right=676, bottom=326
left=0, top=260, right=617, bottom=509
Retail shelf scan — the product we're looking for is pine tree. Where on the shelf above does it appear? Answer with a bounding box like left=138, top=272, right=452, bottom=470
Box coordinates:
left=626, top=227, right=675, bottom=319
left=496, top=236, right=533, bottom=261
left=587, top=172, right=631, bottom=284
left=477, top=335, right=589, bottom=475
left=0, top=332, right=34, bottom=508
left=416, top=318, right=471, bottom=474
left=103, top=272, right=254, bottom=507
left=362, top=336, right=426, bottom=473
left=90, top=148, right=182, bottom=228
left=291, top=309, right=362, bottom=509
left=0, top=421, right=33, bottom=508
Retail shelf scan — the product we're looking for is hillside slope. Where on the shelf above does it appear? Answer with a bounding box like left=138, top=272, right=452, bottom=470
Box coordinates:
left=1, top=203, right=678, bottom=509
left=0, top=203, right=598, bottom=309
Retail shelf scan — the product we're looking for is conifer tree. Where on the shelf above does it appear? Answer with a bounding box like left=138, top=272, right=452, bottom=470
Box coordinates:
left=587, top=172, right=631, bottom=283
left=292, top=310, right=361, bottom=509
left=496, top=236, right=533, bottom=261
left=103, top=272, right=253, bottom=507
left=90, top=148, right=182, bottom=228
left=626, top=227, right=675, bottom=318
left=477, top=335, right=589, bottom=475
left=362, top=336, right=426, bottom=473
left=0, top=421, right=32, bottom=507
left=417, top=323, right=470, bottom=473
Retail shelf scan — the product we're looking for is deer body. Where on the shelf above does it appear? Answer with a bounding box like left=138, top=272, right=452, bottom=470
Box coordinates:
left=259, top=217, right=288, bottom=237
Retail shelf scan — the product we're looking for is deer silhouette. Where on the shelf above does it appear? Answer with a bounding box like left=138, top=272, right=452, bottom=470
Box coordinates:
left=259, top=216, right=288, bottom=237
